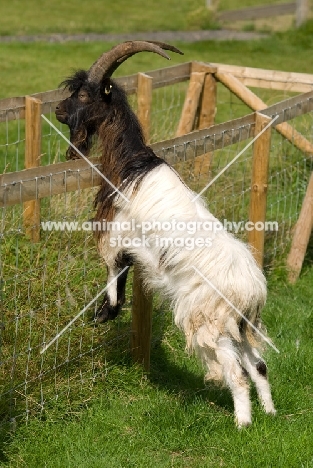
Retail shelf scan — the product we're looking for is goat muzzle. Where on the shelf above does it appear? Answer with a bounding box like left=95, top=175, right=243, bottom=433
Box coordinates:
left=55, top=102, right=69, bottom=124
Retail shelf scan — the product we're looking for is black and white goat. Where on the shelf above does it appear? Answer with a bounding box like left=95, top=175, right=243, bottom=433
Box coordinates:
left=56, top=41, right=276, bottom=427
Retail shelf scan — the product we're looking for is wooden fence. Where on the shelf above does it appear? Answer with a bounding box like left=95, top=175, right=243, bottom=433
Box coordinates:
left=1, top=61, right=313, bottom=372
left=217, top=0, right=309, bottom=27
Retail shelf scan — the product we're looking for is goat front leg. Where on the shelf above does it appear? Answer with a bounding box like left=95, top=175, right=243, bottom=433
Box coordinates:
left=95, top=254, right=132, bottom=323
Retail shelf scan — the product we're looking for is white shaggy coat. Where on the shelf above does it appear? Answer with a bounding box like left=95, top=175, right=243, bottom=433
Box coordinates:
left=99, top=164, right=276, bottom=427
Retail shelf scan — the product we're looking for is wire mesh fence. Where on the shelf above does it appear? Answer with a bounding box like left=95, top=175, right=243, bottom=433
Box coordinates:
left=0, top=111, right=24, bottom=174
left=1, top=62, right=313, bottom=433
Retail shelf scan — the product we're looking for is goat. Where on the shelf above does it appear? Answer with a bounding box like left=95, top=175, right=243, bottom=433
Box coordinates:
left=55, top=41, right=276, bottom=427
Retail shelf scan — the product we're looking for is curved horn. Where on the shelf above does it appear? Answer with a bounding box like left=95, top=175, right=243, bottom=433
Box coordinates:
left=88, top=40, right=184, bottom=83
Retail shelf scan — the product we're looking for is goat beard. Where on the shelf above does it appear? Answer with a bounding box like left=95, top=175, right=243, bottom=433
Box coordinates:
left=66, top=127, right=90, bottom=160
left=66, top=146, right=88, bottom=160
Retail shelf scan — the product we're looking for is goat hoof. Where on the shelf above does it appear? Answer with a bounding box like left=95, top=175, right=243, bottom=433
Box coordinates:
left=235, top=415, right=252, bottom=429
left=236, top=419, right=252, bottom=429
left=94, top=303, right=120, bottom=324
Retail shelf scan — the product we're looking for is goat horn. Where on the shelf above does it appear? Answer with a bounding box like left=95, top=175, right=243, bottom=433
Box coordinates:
left=88, top=40, right=184, bottom=82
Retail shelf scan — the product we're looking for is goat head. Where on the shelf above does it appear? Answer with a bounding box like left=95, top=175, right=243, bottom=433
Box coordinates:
left=55, top=41, right=183, bottom=160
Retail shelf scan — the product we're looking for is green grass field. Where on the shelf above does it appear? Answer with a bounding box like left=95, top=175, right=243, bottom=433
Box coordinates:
left=0, top=0, right=294, bottom=36
left=1, top=1, right=313, bottom=466
left=2, top=270, right=313, bottom=467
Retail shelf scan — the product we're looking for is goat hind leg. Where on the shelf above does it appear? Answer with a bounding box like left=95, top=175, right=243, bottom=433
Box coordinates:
left=242, top=345, right=276, bottom=415
left=215, top=337, right=252, bottom=428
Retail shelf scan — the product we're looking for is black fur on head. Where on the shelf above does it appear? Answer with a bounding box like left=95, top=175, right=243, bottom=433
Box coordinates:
left=55, top=70, right=114, bottom=160
left=55, top=41, right=183, bottom=161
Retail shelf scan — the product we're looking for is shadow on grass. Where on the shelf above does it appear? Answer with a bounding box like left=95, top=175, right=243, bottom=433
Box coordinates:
left=0, top=404, right=15, bottom=464
left=148, top=328, right=234, bottom=416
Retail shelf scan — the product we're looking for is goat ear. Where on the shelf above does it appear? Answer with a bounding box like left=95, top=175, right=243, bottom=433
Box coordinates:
left=100, top=77, right=113, bottom=102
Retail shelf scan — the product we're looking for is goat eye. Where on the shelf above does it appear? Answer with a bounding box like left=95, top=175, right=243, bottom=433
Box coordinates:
left=78, top=92, right=89, bottom=102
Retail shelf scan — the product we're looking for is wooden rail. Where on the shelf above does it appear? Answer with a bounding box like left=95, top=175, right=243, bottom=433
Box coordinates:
left=210, top=62, right=313, bottom=94
left=1, top=87, right=313, bottom=208
left=3, top=60, right=313, bottom=122
left=218, top=2, right=296, bottom=22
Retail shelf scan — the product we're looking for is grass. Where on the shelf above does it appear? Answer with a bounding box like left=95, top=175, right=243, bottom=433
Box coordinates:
left=1, top=3, right=313, bottom=467
left=1, top=268, right=313, bottom=467
left=2, top=23, right=313, bottom=99
left=0, top=0, right=192, bottom=35
left=0, top=0, right=295, bottom=36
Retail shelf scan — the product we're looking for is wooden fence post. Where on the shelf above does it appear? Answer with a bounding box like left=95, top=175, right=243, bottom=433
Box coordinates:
left=176, top=72, right=206, bottom=137
left=23, top=96, right=42, bottom=242
left=137, top=73, right=153, bottom=142
left=131, top=72, right=154, bottom=372
left=248, top=112, right=272, bottom=267
left=287, top=171, right=313, bottom=283
left=198, top=73, right=217, bottom=130
left=131, top=265, right=153, bottom=371
left=194, top=73, right=217, bottom=178
left=296, top=0, right=309, bottom=27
